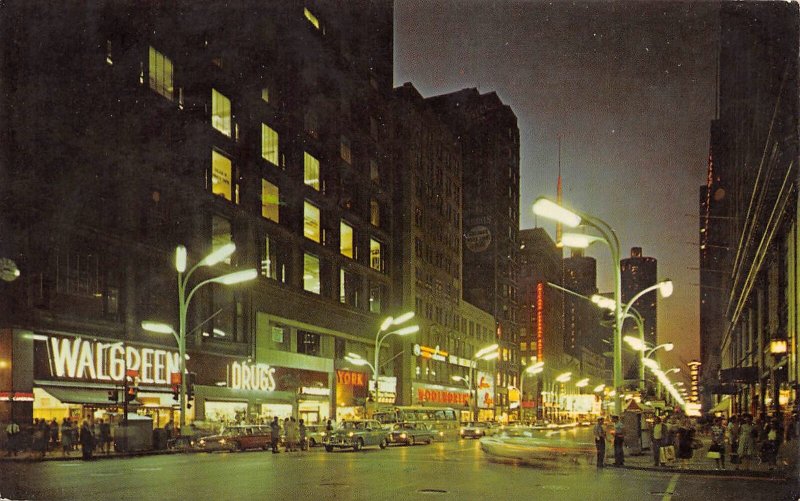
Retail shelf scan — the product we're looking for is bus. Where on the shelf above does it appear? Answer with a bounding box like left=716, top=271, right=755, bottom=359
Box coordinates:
left=372, top=406, right=460, bottom=440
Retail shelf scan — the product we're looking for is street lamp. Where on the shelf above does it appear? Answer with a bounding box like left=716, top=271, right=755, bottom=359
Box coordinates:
left=519, top=361, right=544, bottom=422
left=462, top=343, right=500, bottom=421
left=594, top=278, right=672, bottom=393
left=371, top=313, right=418, bottom=403
left=554, top=372, right=572, bottom=421
left=533, top=196, right=623, bottom=415
left=142, top=243, right=257, bottom=433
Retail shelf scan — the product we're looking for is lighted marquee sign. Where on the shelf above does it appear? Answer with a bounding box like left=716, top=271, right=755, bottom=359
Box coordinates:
left=39, top=335, right=180, bottom=386
left=414, top=384, right=469, bottom=406
left=476, top=371, right=495, bottom=409
left=412, top=344, right=448, bottom=362
left=227, top=361, right=276, bottom=392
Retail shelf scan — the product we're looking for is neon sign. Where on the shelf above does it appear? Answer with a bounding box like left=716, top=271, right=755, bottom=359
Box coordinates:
left=228, top=361, right=276, bottom=392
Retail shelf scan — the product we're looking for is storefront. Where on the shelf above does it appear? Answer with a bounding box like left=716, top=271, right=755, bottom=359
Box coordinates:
left=335, top=369, right=369, bottom=421
left=189, top=352, right=330, bottom=427
left=0, top=330, right=181, bottom=428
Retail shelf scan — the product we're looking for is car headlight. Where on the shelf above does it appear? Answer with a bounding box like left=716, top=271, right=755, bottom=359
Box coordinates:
left=460, top=428, right=465, bottom=433
left=399, top=433, right=407, bottom=439
left=438, top=432, right=444, bottom=436
left=321, top=432, right=327, bottom=437
left=220, top=439, right=226, bottom=445
left=199, top=439, right=206, bottom=446
left=348, top=432, right=354, bottom=437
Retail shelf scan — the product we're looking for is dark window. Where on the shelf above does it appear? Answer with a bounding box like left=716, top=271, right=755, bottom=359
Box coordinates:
left=297, top=330, right=321, bottom=356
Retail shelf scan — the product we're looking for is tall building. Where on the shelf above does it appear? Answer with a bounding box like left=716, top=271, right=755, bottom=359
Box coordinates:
left=711, top=2, right=799, bottom=417
left=621, top=247, right=658, bottom=347
left=427, top=89, right=521, bottom=420
left=563, top=249, right=601, bottom=355
left=0, top=1, right=396, bottom=426
left=390, top=83, right=494, bottom=418
left=518, top=228, right=565, bottom=419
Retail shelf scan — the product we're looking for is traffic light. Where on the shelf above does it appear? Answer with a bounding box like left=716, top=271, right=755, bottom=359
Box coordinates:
left=186, top=372, right=197, bottom=400
left=172, top=385, right=180, bottom=401
left=125, top=385, right=139, bottom=402
left=107, top=390, right=118, bottom=402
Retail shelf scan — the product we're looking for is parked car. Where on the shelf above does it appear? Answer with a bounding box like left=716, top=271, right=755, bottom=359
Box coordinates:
left=460, top=421, right=496, bottom=439
left=388, top=422, right=439, bottom=446
left=195, top=425, right=273, bottom=452
left=305, top=424, right=328, bottom=447
left=324, top=420, right=388, bottom=452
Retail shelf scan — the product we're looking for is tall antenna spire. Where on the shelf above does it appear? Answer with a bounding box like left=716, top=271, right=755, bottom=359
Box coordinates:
left=556, top=134, right=563, bottom=247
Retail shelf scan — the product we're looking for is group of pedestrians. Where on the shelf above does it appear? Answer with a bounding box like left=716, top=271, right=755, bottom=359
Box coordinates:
left=592, top=415, right=625, bottom=468
left=4, top=417, right=113, bottom=460
left=268, top=416, right=315, bottom=453
left=721, top=412, right=791, bottom=470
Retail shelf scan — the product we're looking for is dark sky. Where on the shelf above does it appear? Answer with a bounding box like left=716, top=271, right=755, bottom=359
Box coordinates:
left=394, top=0, right=720, bottom=379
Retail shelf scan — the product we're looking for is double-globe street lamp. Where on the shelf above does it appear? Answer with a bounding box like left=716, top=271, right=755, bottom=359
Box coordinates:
left=518, top=361, right=544, bottom=422
left=142, top=243, right=257, bottom=433
left=452, top=343, right=500, bottom=421
left=623, top=334, right=674, bottom=393
left=346, top=313, right=418, bottom=404
left=533, top=197, right=624, bottom=415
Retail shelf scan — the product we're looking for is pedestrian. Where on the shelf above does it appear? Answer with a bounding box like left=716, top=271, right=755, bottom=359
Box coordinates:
left=79, top=420, right=94, bottom=460
left=33, top=418, right=48, bottom=458
left=299, top=419, right=307, bottom=451
left=165, top=419, right=175, bottom=440
left=5, top=420, right=20, bottom=457
left=611, top=415, right=624, bottom=466
left=285, top=417, right=298, bottom=452
left=651, top=416, right=664, bottom=467
left=763, top=419, right=779, bottom=469
left=269, top=416, right=281, bottom=454
left=593, top=416, right=606, bottom=468
left=709, top=417, right=725, bottom=469
left=676, top=423, right=694, bottom=468
left=326, top=419, right=334, bottom=433
left=49, top=419, right=59, bottom=450
left=100, top=419, right=111, bottom=454
left=60, top=418, right=73, bottom=457
left=737, top=414, right=756, bottom=470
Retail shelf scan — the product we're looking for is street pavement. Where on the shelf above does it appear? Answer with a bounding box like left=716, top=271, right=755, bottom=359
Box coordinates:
left=0, top=430, right=798, bottom=501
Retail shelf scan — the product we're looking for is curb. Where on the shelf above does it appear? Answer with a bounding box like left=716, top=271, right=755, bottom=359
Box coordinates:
left=619, top=463, right=791, bottom=480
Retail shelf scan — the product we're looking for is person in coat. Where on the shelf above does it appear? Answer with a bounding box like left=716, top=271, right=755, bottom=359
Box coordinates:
left=737, top=414, right=756, bottom=470
left=269, top=416, right=281, bottom=454
left=80, top=420, right=95, bottom=460
left=60, top=419, right=73, bottom=457
left=593, top=417, right=607, bottom=468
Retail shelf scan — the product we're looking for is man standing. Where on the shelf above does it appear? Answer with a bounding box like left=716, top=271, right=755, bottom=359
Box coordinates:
left=612, top=415, right=625, bottom=466
left=269, top=416, right=281, bottom=454
left=593, top=417, right=607, bottom=468
left=5, top=420, right=20, bottom=457
left=652, top=416, right=663, bottom=466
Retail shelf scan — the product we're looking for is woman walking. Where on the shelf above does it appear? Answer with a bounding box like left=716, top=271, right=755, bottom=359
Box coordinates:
left=737, top=414, right=756, bottom=470
left=80, top=420, right=95, bottom=460
left=727, top=415, right=740, bottom=468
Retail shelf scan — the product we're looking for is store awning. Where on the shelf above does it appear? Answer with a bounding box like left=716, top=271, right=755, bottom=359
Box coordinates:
left=709, top=397, right=731, bottom=414
left=40, top=386, right=131, bottom=406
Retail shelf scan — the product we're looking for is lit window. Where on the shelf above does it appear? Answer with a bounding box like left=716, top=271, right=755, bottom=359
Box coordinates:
left=340, top=136, right=351, bottom=164
left=261, top=87, right=270, bottom=103
left=262, top=124, right=279, bottom=166
left=261, top=179, right=280, bottom=223
left=304, top=152, right=320, bottom=190
left=340, top=221, right=354, bottom=259
left=148, top=46, right=174, bottom=100
left=340, top=269, right=358, bottom=306
left=304, top=7, right=320, bottom=29
left=211, top=89, right=231, bottom=137
left=304, top=201, right=321, bottom=243
left=303, top=254, right=320, bottom=294
left=370, top=199, right=380, bottom=227
left=211, top=151, right=233, bottom=201
left=370, top=238, right=383, bottom=272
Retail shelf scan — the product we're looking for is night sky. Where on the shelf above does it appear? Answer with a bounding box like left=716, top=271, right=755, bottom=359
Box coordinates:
left=394, top=1, right=720, bottom=379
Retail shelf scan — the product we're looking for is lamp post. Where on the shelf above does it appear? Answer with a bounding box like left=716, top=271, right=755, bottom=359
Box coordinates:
left=142, top=243, right=257, bottom=433
left=533, top=197, right=623, bottom=415
left=519, top=362, right=544, bottom=422
left=458, top=344, right=500, bottom=421
left=554, top=371, right=571, bottom=422
left=371, top=313, right=417, bottom=404
left=592, top=279, right=672, bottom=394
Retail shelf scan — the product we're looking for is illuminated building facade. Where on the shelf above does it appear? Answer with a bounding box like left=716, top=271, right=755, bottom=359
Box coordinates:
left=711, top=2, right=799, bottom=418
left=518, top=228, right=565, bottom=419
left=621, top=247, right=658, bottom=347
left=427, top=90, right=521, bottom=420
left=687, top=361, right=701, bottom=404
left=0, top=1, right=396, bottom=426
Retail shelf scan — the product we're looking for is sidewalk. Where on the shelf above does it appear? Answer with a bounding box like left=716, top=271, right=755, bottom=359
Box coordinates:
left=0, top=447, right=183, bottom=462
left=619, top=438, right=800, bottom=479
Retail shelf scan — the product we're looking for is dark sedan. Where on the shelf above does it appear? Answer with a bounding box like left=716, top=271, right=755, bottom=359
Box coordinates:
left=388, top=423, right=439, bottom=446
